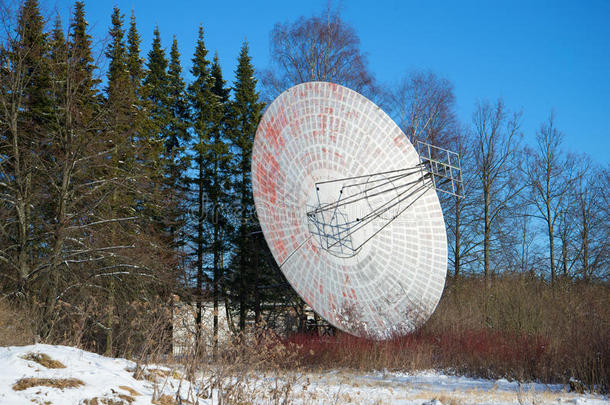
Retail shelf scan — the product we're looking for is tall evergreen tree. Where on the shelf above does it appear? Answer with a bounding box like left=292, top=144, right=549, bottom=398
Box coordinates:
left=165, top=37, right=190, bottom=252
left=69, top=1, right=99, bottom=108
left=103, top=12, right=175, bottom=356
left=141, top=26, right=171, bottom=207
left=126, top=10, right=143, bottom=88
left=103, top=5, right=134, bottom=355
left=123, top=11, right=147, bottom=163
left=18, top=0, right=51, bottom=128
left=49, top=14, right=67, bottom=84
left=227, top=41, right=265, bottom=331
left=167, top=37, right=190, bottom=156
left=188, top=27, right=226, bottom=342
left=208, top=53, right=231, bottom=350
left=141, top=27, right=169, bottom=175
left=143, top=27, right=169, bottom=125
left=105, top=6, right=136, bottom=161
left=106, top=7, right=129, bottom=106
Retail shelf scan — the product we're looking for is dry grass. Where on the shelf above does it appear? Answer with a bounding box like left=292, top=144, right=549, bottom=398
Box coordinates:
left=21, top=352, right=66, bottom=369
left=3, top=274, right=606, bottom=400
left=116, top=394, right=135, bottom=403
left=82, top=387, right=135, bottom=405
left=124, top=275, right=607, bottom=400
left=163, top=324, right=303, bottom=404
left=281, top=275, right=609, bottom=393
left=151, top=394, right=179, bottom=405
left=118, top=385, right=140, bottom=396
left=128, top=366, right=182, bottom=382
left=12, top=377, right=84, bottom=391
left=82, top=398, right=132, bottom=405
left=427, top=275, right=609, bottom=390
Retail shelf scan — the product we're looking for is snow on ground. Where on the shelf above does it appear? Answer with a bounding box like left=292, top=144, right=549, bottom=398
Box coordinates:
left=0, top=344, right=607, bottom=404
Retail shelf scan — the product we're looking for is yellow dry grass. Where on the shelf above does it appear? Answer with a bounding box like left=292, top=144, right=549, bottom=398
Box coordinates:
left=117, top=394, right=135, bottom=403
left=130, top=366, right=182, bottom=382
left=12, top=377, right=84, bottom=391
left=118, top=385, right=140, bottom=396
left=21, top=352, right=66, bottom=369
left=152, top=394, right=178, bottom=405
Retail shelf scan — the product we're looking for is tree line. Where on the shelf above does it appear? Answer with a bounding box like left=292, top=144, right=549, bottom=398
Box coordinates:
left=262, top=6, right=608, bottom=284
left=0, top=1, right=607, bottom=356
left=0, top=0, right=287, bottom=355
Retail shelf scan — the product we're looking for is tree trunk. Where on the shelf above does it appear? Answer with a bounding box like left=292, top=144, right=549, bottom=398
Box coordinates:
left=454, top=196, right=461, bottom=278
left=484, top=185, right=491, bottom=282
left=546, top=198, right=556, bottom=283
left=196, top=157, right=204, bottom=338
left=213, top=204, right=219, bottom=359
left=238, top=162, right=248, bottom=332
left=582, top=211, right=589, bottom=281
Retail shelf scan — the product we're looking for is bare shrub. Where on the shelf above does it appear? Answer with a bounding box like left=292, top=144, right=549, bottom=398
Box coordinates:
left=182, top=328, right=302, bottom=404
left=0, top=299, right=36, bottom=346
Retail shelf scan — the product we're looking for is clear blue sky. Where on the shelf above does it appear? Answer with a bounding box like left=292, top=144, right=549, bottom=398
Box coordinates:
left=50, top=0, right=610, bottom=165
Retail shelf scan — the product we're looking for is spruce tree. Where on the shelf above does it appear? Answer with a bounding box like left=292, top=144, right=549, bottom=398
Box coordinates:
left=209, top=53, right=231, bottom=349
left=69, top=1, right=99, bottom=110
left=40, top=13, right=69, bottom=339
left=167, top=37, right=190, bottom=155
left=142, top=27, right=170, bottom=176
left=49, top=14, right=67, bottom=89
left=124, top=11, right=146, bottom=163
left=105, top=6, right=136, bottom=160
left=141, top=27, right=171, bottom=201
left=188, top=26, right=219, bottom=339
left=126, top=10, right=144, bottom=89
left=103, top=6, right=133, bottom=355
left=165, top=36, right=190, bottom=253
left=18, top=0, right=52, bottom=127
left=227, top=41, right=265, bottom=331
left=143, top=27, right=169, bottom=125
left=106, top=7, right=128, bottom=107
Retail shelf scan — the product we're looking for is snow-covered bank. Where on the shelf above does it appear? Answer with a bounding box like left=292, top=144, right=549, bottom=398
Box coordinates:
left=0, top=344, right=606, bottom=404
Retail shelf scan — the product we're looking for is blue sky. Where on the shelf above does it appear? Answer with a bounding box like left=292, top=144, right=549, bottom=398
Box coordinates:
left=50, top=0, right=610, bottom=164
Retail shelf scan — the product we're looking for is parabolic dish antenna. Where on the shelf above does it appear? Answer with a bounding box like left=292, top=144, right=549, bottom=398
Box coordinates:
left=252, top=82, right=462, bottom=339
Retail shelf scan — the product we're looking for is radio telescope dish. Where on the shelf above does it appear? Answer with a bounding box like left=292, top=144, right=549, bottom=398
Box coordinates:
left=252, top=82, right=461, bottom=339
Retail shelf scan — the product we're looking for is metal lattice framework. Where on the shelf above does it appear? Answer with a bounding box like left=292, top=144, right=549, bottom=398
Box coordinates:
left=417, top=141, right=463, bottom=199
left=252, top=82, right=461, bottom=339
left=305, top=141, right=463, bottom=258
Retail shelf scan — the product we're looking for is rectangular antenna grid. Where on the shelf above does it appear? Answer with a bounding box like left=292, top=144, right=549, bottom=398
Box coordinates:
left=416, top=141, right=463, bottom=198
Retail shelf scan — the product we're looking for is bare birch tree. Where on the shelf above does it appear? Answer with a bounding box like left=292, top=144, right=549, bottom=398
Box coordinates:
left=261, top=5, right=376, bottom=101
left=573, top=160, right=608, bottom=281
left=524, top=113, right=576, bottom=283
left=389, top=71, right=456, bottom=149
left=472, top=100, right=522, bottom=280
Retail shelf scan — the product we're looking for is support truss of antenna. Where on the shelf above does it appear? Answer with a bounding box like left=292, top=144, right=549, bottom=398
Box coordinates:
left=416, top=140, right=463, bottom=199
left=306, top=140, right=463, bottom=256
